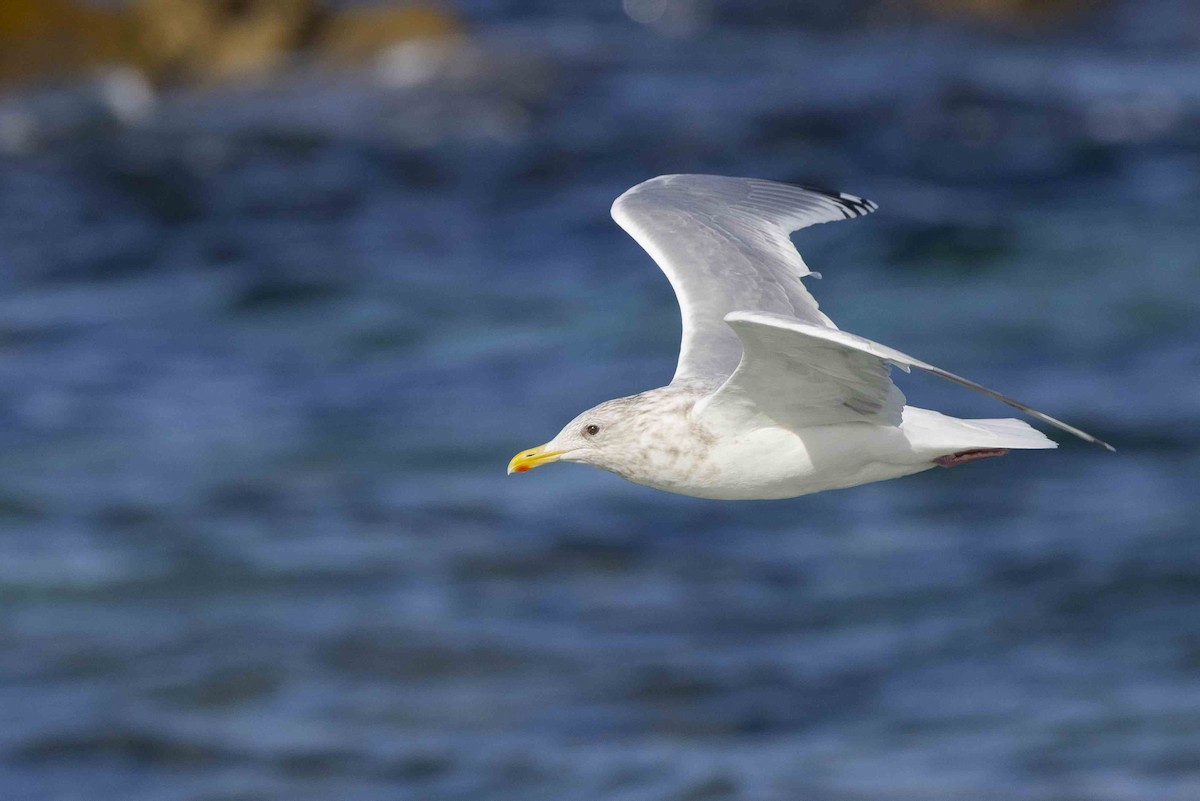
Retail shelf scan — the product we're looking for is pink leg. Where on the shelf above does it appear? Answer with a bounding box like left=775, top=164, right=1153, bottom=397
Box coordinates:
left=933, top=448, right=1009, bottom=468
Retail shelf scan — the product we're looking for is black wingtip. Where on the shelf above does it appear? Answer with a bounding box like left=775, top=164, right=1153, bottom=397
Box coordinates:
left=798, top=184, right=878, bottom=218
left=1079, top=431, right=1116, bottom=452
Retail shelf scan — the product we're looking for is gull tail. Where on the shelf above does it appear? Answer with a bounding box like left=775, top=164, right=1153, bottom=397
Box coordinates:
left=956, top=417, right=1058, bottom=449
left=902, top=408, right=1057, bottom=453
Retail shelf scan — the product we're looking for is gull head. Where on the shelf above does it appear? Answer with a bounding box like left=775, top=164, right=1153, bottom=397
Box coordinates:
left=507, top=388, right=705, bottom=481
left=507, top=398, right=635, bottom=476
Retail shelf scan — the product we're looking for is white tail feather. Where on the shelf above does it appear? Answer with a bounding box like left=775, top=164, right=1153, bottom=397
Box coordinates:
left=959, top=418, right=1058, bottom=449
left=902, top=407, right=1057, bottom=452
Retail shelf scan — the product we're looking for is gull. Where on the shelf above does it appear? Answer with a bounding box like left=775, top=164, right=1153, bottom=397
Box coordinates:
left=508, top=175, right=1112, bottom=499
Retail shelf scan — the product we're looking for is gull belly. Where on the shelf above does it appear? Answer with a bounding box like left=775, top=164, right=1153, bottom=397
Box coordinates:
left=678, top=422, right=934, bottom=501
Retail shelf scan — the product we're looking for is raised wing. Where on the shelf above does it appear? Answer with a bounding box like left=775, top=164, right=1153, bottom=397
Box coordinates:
left=696, top=311, right=1115, bottom=450
left=611, top=174, right=876, bottom=385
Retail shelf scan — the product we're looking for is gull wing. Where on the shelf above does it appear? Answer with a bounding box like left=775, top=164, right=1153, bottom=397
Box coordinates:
left=611, top=174, right=876, bottom=385
left=695, top=311, right=1115, bottom=450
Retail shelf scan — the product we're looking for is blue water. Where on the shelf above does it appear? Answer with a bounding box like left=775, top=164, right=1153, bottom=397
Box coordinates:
left=1, top=2, right=1199, bottom=799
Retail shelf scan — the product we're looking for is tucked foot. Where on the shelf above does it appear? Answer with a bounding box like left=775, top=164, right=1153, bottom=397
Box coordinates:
left=933, top=448, right=1009, bottom=468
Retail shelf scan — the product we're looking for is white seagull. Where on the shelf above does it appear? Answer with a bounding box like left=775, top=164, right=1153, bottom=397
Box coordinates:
left=508, top=175, right=1112, bottom=499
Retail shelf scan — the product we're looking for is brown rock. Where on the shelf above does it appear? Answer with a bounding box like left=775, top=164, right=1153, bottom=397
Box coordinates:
left=315, top=6, right=462, bottom=65
left=133, top=0, right=320, bottom=84
left=134, top=0, right=461, bottom=84
left=0, top=1, right=462, bottom=88
left=0, top=0, right=133, bottom=85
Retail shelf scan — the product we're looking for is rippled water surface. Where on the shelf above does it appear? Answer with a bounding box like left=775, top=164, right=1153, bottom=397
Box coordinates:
left=1, top=2, right=1199, bottom=799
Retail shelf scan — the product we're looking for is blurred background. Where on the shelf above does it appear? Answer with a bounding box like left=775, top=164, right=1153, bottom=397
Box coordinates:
left=0, top=1, right=1198, bottom=800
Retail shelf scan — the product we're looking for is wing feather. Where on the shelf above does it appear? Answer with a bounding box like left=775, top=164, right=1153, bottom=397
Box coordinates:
left=696, top=312, right=1114, bottom=451
left=611, top=174, right=876, bottom=384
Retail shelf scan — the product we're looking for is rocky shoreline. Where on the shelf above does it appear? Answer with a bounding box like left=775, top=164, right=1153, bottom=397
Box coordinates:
left=0, top=0, right=460, bottom=87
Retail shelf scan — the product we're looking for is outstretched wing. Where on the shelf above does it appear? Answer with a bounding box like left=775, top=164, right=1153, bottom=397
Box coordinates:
left=696, top=311, right=1114, bottom=450
left=611, top=174, right=875, bottom=385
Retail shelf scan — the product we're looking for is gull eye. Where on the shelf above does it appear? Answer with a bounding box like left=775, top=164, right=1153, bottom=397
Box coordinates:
left=583, top=424, right=600, bottom=437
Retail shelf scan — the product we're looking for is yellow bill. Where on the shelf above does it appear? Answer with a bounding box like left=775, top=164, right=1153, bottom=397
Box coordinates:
left=507, top=444, right=563, bottom=475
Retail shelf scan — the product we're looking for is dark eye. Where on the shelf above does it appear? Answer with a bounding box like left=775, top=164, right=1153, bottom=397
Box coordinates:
left=583, top=424, right=600, bottom=437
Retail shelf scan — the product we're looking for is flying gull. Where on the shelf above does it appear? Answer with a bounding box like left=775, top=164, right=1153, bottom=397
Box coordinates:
left=508, top=175, right=1112, bottom=500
